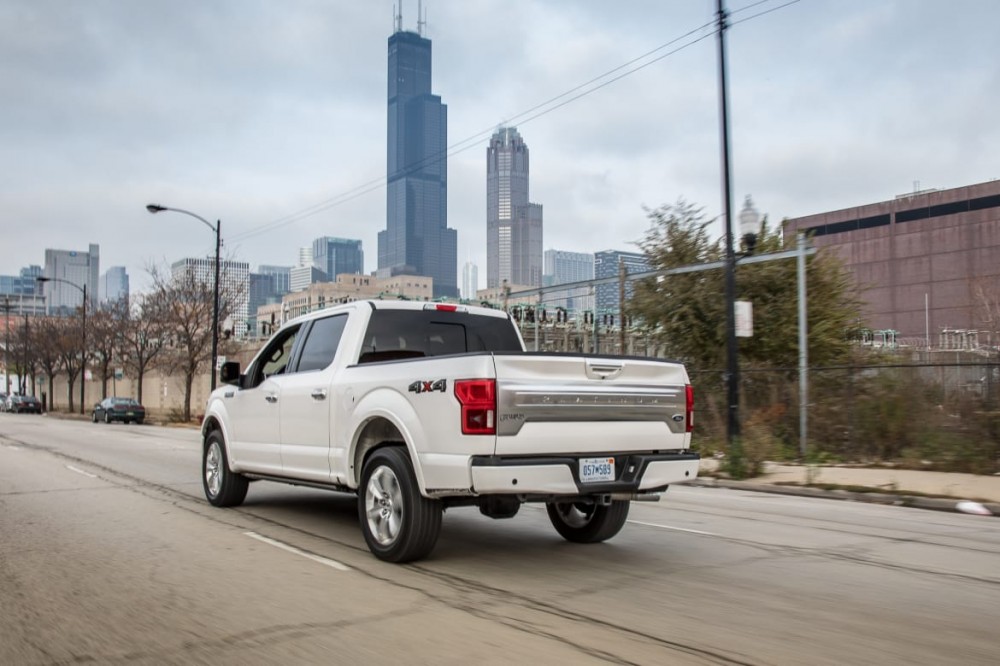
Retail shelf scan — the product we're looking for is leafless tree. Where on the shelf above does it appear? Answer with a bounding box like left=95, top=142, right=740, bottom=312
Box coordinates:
left=32, top=317, right=65, bottom=411
left=88, top=306, right=119, bottom=400
left=149, top=262, right=245, bottom=421
left=117, top=293, right=170, bottom=405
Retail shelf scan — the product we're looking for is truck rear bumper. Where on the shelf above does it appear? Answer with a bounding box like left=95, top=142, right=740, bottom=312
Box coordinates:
left=469, top=451, right=700, bottom=495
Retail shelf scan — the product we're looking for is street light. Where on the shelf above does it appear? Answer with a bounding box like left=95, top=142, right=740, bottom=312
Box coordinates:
left=36, top=276, right=87, bottom=414
left=146, top=204, right=222, bottom=391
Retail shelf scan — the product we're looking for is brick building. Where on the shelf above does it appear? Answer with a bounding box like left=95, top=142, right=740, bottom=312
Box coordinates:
left=783, top=180, right=1000, bottom=348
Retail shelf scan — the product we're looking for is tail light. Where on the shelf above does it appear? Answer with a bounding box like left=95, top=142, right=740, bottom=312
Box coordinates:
left=455, top=379, right=496, bottom=435
left=685, top=384, right=694, bottom=433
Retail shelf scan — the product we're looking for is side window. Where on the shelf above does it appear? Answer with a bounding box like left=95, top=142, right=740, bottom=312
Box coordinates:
left=296, top=314, right=348, bottom=373
left=249, top=325, right=302, bottom=388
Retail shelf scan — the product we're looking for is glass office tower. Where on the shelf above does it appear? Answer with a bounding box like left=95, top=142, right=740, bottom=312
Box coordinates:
left=487, top=127, right=542, bottom=288
left=378, top=26, right=457, bottom=299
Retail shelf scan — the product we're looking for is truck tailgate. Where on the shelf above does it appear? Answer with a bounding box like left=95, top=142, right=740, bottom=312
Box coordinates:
left=492, top=354, right=691, bottom=456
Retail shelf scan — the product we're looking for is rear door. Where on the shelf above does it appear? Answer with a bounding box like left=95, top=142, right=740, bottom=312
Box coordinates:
left=492, top=354, right=691, bottom=456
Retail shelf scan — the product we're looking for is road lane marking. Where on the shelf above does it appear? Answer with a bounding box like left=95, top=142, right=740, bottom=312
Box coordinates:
left=628, top=520, right=718, bottom=536
left=66, top=465, right=98, bottom=478
left=244, top=531, right=351, bottom=571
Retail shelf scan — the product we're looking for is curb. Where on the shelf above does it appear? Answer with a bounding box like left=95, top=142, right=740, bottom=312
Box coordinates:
left=688, top=478, right=1000, bottom=516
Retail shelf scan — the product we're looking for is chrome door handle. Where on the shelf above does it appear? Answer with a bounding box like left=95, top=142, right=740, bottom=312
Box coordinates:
left=311, top=389, right=328, bottom=401
left=265, top=393, right=278, bottom=403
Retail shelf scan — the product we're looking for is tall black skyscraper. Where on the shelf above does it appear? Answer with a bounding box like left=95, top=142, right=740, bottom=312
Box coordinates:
left=378, top=11, right=457, bottom=299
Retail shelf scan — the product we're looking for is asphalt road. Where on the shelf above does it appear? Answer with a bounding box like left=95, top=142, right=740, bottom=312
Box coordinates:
left=2, top=414, right=999, bottom=665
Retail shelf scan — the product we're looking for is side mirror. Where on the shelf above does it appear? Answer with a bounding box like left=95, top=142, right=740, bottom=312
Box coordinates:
left=219, top=361, right=242, bottom=385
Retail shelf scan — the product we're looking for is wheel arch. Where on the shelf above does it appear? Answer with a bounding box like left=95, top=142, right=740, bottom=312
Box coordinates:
left=350, top=413, right=426, bottom=493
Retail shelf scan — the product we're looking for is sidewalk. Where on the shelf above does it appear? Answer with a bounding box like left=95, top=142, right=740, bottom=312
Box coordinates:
left=693, top=460, right=1000, bottom=516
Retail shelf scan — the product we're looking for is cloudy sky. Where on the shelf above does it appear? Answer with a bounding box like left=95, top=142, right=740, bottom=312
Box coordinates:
left=2, top=0, right=997, bottom=294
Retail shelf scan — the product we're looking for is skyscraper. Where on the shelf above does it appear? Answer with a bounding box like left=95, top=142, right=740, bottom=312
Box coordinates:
left=99, top=266, right=129, bottom=306
left=378, top=13, right=457, bottom=299
left=487, top=127, right=543, bottom=288
left=171, top=257, right=250, bottom=338
left=313, top=237, right=363, bottom=279
left=543, top=249, right=594, bottom=316
left=594, top=250, right=649, bottom=317
left=461, top=261, right=479, bottom=300
left=42, top=244, right=99, bottom=314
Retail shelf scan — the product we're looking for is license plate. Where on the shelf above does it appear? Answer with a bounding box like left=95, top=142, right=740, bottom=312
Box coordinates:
left=126, top=412, right=134, bottom=416
left=580, top=457, right=615, bottom=483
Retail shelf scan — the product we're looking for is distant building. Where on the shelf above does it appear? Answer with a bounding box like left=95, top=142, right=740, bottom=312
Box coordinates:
left=378, top=17, right=457, bottom=299
left=257, top=265, right=292, bottom=296
left=171, top=257, right=251, bottom=338
left=99, top=266, right=129, bottom=307
left=487, top=127, right=543, bottom=288
left=254, top=273, right=433, bottom=331
left=783, top=179, right=1000, bottom=347
left=0, top=266, right=45, bottom=316
left=543, top=249, right=594, bottom=316
left=289, top=247, right=324, bottom=293
left=594, top=250, right=649, bottom=318
left=461, top=261, right=479, bottom=301
left=289, top=265, right=326, bottom=293
left=42, top=244, right=99, bottom=315
left=313, top=237, right=363, bottom=279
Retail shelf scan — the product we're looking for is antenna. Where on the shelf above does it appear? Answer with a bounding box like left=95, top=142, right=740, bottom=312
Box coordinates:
left=417, top=0, right=425, bottom=36
left=394, top=2, right=402, bottom=33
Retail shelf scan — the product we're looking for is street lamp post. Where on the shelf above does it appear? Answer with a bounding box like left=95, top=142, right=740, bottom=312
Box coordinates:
left=146, top=204, right=222, bottom=391
left=36, top=277, right=87, bottom=414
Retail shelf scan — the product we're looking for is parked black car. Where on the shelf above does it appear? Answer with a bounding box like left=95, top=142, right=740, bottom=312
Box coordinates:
left=8, top=395, right=43, bottom=414
left=92, top=397, right=146, bottom=424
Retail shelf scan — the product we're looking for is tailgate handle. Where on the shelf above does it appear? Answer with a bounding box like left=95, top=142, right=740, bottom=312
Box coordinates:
left=587, top=360, right=623, bottom=380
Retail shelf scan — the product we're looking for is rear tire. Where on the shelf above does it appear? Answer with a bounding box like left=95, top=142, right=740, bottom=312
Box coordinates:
left=104, top=411, right=112, bottom=424
left=202, top=431, right=248, bottom=507
left=546, top=500, right=630, bottom=543
left=358, top=446, right=442, bottom=563
left=92, top=412, right=98, bottom=423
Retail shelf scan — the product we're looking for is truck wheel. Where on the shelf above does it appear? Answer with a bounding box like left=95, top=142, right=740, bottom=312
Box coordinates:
left=203, top=431, right=248, bottom=507
left=546, top=500, right=630, bottom=543
left=359, top=446, right=442, bottom=563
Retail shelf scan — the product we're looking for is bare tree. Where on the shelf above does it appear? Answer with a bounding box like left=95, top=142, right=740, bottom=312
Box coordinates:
left=117, top=293, right=169, bottom=405
left=89, top=307, right=119, bottom=400
left=150, top=262, right=244, bottom=421
left=32, top=317, right=65, bottom=411
left=54, top=315, right=85, bottom=413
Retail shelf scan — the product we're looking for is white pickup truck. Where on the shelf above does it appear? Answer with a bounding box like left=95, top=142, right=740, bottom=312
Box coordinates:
left=201, top=300, right=698, bottom=562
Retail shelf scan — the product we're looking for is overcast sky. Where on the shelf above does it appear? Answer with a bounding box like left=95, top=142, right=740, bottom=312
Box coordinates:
left=2, top=0, right=997, bottom=294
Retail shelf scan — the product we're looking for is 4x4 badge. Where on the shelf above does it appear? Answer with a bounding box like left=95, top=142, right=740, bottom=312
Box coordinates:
left=408, top=379, right=447, bottom=394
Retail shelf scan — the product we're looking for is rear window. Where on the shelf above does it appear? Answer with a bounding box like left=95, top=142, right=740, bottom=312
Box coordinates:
left=359, top=309, right=521, bottom=363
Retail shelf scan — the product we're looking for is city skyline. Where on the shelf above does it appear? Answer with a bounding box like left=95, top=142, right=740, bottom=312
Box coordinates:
left=1, top=2, right=997, bottom=295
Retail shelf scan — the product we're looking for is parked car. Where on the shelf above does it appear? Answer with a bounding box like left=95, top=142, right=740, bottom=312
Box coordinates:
left=92, top=397, right=146, bottom=424
left=9, top=394, right=42, bottom=414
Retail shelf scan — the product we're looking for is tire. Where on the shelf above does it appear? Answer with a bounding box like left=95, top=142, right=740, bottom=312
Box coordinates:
left=92, top=411, right=98, bottom=423
left=104, top=411, right=112, bottom=424
left=546, top=500, right=631, bottom=544
left=202, top=431, right=249, bottom=507
left=358, top=446, right=442, bottom=563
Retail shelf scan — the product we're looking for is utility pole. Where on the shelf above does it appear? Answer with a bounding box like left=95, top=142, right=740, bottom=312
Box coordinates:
left=716, top=0, right=742, bottom=465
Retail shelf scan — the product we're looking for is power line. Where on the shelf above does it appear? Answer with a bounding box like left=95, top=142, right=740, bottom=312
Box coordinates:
left=227, top=0, right=797, bottom=245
